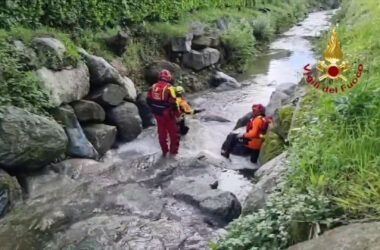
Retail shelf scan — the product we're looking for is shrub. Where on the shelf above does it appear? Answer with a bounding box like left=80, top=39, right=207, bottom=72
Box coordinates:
left=0, top=40, right=52, bottom=115
left=212, top=186, right=342, bottom=250
left=252, top=14, right=274, bottom=42
left=221, top=19, right=256, bottom=69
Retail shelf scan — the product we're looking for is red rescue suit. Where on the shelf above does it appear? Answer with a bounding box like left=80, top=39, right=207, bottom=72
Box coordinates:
left=147, top=81, right=179, bottom=155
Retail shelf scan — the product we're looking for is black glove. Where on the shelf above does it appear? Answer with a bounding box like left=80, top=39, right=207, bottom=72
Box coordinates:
left=194, top=109, right=205, bottom=114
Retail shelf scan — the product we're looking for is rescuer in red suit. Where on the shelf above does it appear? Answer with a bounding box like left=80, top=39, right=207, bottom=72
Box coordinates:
left=147, top=69, right=180, bottom=156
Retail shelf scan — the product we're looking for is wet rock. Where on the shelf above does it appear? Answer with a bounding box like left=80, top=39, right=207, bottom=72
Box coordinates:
left=106, top=31, right=129, bottom=56
left=71, top=100, right=105, bottom=123
left=52, top=105, right=99, bottom=159
left=288, top=222, right=380, bottom=250
left=256, top=152, right=287, bottom=192
left=106, top=102, right=143, bottom=142
left=183, top=48, right=221, bottom=71
left=266, top=82, right=297, bottom=116
left=211, top=71, right=241, bottom=90
left=171, top=33, right=193, bottom=52
left=0, top=169, right=22, bottom=217
left=79, top=50, right=120, bottom=86
left=136, top=92, right=155, bottom=128
left=83, top=124, right=117, bottom=156
left=216, top=17, right=229, bottom=32
left=145, top=60, right=182, bottom=85
left=258, top=131, right=285, bottom=166
left=0, top=106, right=67, bottom=172
left=242, top=186, right=266, bottom=215
left=165, top=172, right=241, bottom=226
left=52, top=158, right=113, bottom=180
left=102, top=184, right=164, bottom=219
left=31, top=36, right=67, bottom=70
left=21, top=169, right=77, bottom=199
left=50, top=214, right=188, bottom=250
left=35, top=63, right=90, bottom=107
left=119, top=76, right=137, bottom=101
left=88, top=83, right=127, bottom=107
left=272, top=105, right=295, bottom=140
left=183, top=48, right=220, bottom=70
left=234, top=112, right=252, bottom=130
left=200, top=115, right=230, bottom=123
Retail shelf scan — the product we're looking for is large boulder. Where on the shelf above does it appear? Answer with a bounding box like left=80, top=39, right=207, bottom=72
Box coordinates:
left=266, top=82, right=297, bottom=116
left=165, top=174, right=241, bottom=226
left=119, top=76, right=137, bottom=101
left=31, top=37, right=67, bottom=70
left=0, top=106, right=68, bottom=171
left=71, top=100, right=105, bottom=123
left=256, top=152, right=287, bottom=193
left=35, top=64, right=90, bottom=107
left=183, top=48, right=221, bottom=71
left=106, top=31, right=129, bottom=56
left=210, top=71, right=241, bottom=91
left=0, top=169, right=22, bottom=217
left=242, top=186, right=266, bottom=215
left=258, top=131, right=285, bottom=166
left=83, top=124, right=117, bottom=156
left=164, top=160, right=242, bottom=226
left=171, top=33, right=193, bottom=52
left=271, top=105, right=295, bottom=140
left=288, top=222, right=380, bottom=250
left=106, top=102, right=143, bottom=142
left=234, top=112, right=252, bottom=130
left=79, top=50, right=120, bottom=86
left=136, top=92, right=155, bottom=128
left=87, top=84, right=127, bottom=107
left=144, top=60, right=182, bottom=85
left=51, top=105, right=99, bottom=159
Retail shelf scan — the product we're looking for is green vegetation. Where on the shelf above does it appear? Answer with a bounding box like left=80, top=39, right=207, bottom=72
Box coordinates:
left=0, top=0, right=312, bottom=31
left=216, top=0, right=380, bottom=248
left=211, top=185, right=342, bottom=250
left=0, top=39, right=51, bottom=115
left=289, top=0, right=380, bottom=215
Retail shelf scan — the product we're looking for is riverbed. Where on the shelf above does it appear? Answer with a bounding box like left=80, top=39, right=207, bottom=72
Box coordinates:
left=0, top=9, right=335, bottom=250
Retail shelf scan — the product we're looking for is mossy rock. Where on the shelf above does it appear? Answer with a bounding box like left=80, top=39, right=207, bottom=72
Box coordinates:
left=272, top=105, right=295, bottom=141
left=258, top=131, right=285, bottom=165
left=0, top=169, right=22, bottom=217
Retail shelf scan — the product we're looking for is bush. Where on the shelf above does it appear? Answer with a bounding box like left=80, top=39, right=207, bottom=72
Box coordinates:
left=212, top=186, right=342, bottom=250
left=252, top=14, right=274, bottom=42
left=221, top=19, right=256, bottom=69
left=0, top=40, right=52, bottom=115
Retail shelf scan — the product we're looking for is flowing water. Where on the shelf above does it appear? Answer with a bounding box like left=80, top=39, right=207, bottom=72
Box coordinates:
left=0, top=10, right=335, bottom=250
left=111, top=9, right=336, bottom=200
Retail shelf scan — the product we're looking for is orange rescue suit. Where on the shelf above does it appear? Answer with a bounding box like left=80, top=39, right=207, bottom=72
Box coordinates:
left=244, top=116, right=264, bottom=150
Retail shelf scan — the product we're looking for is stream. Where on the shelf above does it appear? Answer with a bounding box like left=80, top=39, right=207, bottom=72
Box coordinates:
left=0, top=9, right=335, bottom=250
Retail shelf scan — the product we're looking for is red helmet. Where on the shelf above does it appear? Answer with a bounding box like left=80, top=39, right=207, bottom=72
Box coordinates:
left=252, top=104, right=265, bottom=116
left=159, top=69, right=172, bottom=82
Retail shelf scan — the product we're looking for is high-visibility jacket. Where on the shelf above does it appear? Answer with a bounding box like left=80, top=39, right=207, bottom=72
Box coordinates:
left=147, top=81, right=177, bottom=115
left=244, top=116, right=265, bottom=150
left=176, top=97, right=194, bottom=119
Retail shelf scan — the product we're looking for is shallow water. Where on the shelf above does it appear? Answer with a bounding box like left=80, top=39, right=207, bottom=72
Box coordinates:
left=110, top=9, right=336, bottom=201
left=0, top=9, right=336, bottom=250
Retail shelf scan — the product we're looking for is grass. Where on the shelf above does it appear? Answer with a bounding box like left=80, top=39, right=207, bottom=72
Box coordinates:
left=215, top=0, right=380, bottom=248
left=288, top=0, right=380, bottom=216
